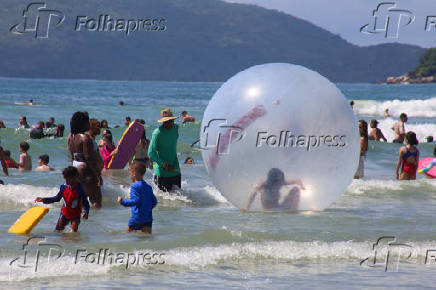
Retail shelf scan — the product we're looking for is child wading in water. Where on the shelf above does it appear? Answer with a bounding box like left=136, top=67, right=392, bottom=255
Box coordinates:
left=100, top=134, right=118, bottom=169
left=396, top=131, right=419, bottom=180
left=18, top=141, right=32, bottom=172
left=243, top=168, right=305, bottom=211
left=35, top=166, right=89, bottom=232
left=117, top=162, right=157, bottom=233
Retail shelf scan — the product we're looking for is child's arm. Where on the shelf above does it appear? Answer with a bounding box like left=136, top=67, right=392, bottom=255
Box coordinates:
left=78, top=184, right=90, bottom=219
left=35, top=186, right=64, bottom=204
left=285, top=178, right=305, bottom=189
left=118, top=186, right=140, bottom=207
left=242, top=184, right=262, bottom=211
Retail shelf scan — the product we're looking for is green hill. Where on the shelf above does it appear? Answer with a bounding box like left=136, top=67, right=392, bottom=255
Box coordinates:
left=415, top=48, right=436, bottom=78
left=0, top=0, right=425, bottom=82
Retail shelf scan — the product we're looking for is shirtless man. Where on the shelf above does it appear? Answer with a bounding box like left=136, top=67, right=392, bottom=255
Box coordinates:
left=35, top=155, right=54, bottom=171
left=181, top=111, right=196, bottom=124
left=68, top=112, right=102, bottom=208
left=392, top=113, right=407, bottom=143
left=18, top=142, right=32, bottom=171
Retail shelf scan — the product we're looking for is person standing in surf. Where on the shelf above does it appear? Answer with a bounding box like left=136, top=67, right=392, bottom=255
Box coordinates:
left=148, top=109, right=181, bottom=192
left=396, top=131, right=419, bottom=180
left=88, top=118, right=104, bottom=195
left=392, top=113, right=408, bottom=143
left=354, top=120, right=368, bottom=179
left=67, top=112, right=102, bottom=208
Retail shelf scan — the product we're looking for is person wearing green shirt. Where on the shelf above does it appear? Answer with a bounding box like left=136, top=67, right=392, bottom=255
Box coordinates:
left=148, top=109, right=181, bottom=191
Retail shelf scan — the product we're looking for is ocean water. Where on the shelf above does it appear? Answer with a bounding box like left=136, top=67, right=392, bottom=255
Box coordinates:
left=1, top=78, right=436, bottom=289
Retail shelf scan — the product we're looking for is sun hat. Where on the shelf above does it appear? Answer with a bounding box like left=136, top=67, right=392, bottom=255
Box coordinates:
left=158, top=108, right=179, bottom=123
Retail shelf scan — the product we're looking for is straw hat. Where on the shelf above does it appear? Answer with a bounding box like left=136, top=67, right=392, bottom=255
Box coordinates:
left=158, top=108, right=179, bottom=123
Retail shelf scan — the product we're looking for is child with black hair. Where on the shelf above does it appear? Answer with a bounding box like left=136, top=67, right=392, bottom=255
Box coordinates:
left=18, top=141, right=32, bottom=172
left=35, top=166, right=89, bottom=232
left=100, top=134, right=118, bottom=169
left=36, top=154, right=54, bottom=171
left=3, top=150, right=18, bottom=169
left=396, top=131, right=420, bottom=180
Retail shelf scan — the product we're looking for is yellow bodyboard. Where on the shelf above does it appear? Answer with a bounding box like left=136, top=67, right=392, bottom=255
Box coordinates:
left=8, top=206, right=49, bottom=234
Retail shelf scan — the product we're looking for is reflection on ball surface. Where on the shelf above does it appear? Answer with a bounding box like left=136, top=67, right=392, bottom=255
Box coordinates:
left=200, top=63, right=359, bottom=211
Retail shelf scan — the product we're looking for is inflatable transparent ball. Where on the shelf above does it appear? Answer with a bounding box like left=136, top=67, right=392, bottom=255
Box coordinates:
left=200, top=63, right=359, bottom=211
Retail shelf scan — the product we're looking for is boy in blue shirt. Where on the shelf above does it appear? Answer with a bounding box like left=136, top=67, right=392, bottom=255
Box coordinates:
left=117, top=162, right=157, bottom=234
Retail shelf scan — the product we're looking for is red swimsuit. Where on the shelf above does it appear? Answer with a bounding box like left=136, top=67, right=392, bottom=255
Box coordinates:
left=402, top=147, right=418, bottom=176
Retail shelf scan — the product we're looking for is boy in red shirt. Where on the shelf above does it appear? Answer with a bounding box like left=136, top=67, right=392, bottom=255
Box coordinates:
left=35, top=166, right=90, bottom=232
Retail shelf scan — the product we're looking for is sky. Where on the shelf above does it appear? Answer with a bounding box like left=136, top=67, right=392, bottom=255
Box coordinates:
left=224, top=0, right=436, bottom=48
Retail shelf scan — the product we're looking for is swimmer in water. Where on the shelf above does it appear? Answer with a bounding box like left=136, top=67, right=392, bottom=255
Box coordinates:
left=98, top=129, right=112, bottom=149
left=46, top=117, right=56, bottom=128
left=369, top=119, right=387, bottom=142
left=243, top=168, right=305, bottom=211
left=396, top=131, right=419, bottom=180
left=184, top=157, right=193, bottom=164
left=181, top=111, right=196, bottom=124
left=131, top=129, right=152, bottom=168
left=24, top=99, right=34, bottom=106
left=100, top=134, right=118, bottom=169
left=17, top=116, right=30, bottom=129
left=418, top=146, right=436, bottom=179
left=124, top=116, right=131, bottom=126
left=100, top=120, right=110, bottom=129
left=18, top=141, right=32, bottom=172
left=3, top=150, right=19, bottom=169
left=384, top=108, right=390, bottom=118
left=35, top=154, right=54, bottom=171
